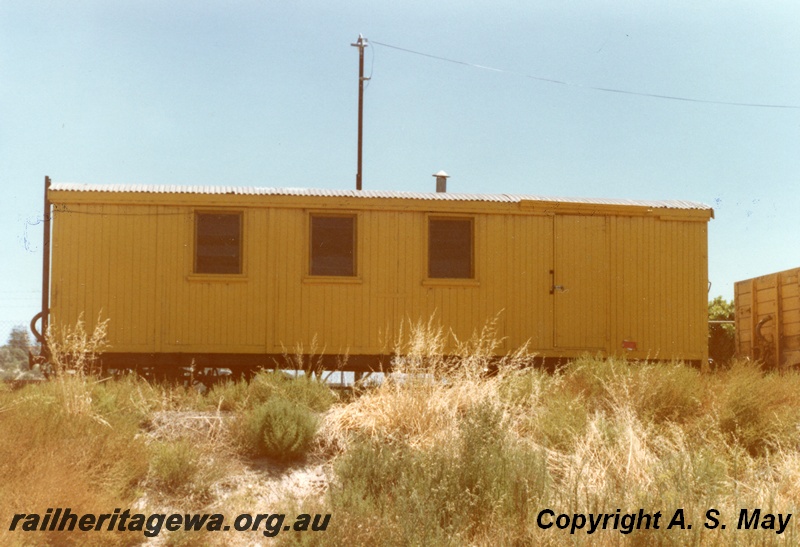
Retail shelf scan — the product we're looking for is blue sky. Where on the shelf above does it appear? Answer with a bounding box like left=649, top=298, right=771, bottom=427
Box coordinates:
left=2, top=1, right=798, bottom=343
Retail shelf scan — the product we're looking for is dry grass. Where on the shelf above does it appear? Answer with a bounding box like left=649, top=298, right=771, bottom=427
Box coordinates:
left=309, top=319, right=800, bottom=546
left=1, top=316, right=340, bottom=546
left=0, top=381, right=149, bottom=546
left=41, top=313, right=111, bottom=419
left=6, top=316, right=800, bottom=546
left=319, top=315, right=532, bottom=455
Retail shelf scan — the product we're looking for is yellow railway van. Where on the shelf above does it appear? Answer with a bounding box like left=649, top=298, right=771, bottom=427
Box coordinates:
left=34, top=177, right=714, bottom=374
left=734, top=267, right=800, bottom=369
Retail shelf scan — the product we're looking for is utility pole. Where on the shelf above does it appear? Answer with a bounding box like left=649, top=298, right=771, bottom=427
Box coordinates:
left=351, top=34, right=368, bottom=190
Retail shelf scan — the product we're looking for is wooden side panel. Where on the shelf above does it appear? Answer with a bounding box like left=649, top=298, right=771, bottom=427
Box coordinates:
left=736, top=267, right=800, bottom=366
left=48, top=193, right=711, bottom=364
left=49, top=205, right=76, bottom=333
left=159, top=207, right=268, bottom=353
left=408, top=213, right=555, bottom=354
left=784, top=278, right=800, bottom=364
left=734, top=280, right=753, bottom=356
left=607, top=216, right=707, bottom=361
left=50, top=204, right=160, bottom=352
left=506, top=214, right=553, bottom=352
left=554, top=215, right=608, bottom=351
left=267, top=208, right=556, bottom=356
left=783, top=273, right=800, bottom=352
left=269, top=207, right=386, bottom=355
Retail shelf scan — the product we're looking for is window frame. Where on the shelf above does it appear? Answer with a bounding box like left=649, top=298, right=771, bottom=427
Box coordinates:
left=426, top=215, right=476, bottom=282
left=191, top=210, right=245, bottom=278
left=307, top=213, right=359, bottom=280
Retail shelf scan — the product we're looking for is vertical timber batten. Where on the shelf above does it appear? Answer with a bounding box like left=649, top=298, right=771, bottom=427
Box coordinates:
left=41, top=176, right=52, bottom=353
left=775, top=273, right=782, bottom=369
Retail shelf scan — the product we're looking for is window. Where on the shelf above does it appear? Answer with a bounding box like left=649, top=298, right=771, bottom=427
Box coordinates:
left=310, top=215, right=356, bottom=276
left=194, top=212, right=242, bottom=274
left=428, top=218, right=473, bottom=278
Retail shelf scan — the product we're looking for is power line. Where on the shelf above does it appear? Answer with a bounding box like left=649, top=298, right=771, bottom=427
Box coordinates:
left=371, top=40, right=800, bottom=110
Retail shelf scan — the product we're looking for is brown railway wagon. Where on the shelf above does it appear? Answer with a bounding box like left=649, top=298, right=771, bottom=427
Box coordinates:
left=734, top=267, right=800, bottom=369
left=33, top=177, right=714, bottom=374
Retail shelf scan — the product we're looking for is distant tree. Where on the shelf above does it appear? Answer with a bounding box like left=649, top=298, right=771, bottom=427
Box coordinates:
left=0, top=347, right=25, bottom=377
left=1, top=326, right=33, bottom=376
left=709, top=296, right=735, bottom=365
left=7, top=326, right=32, bottom=352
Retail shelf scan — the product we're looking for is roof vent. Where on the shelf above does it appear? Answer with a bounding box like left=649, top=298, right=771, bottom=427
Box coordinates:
left=433, top=170, right=450, bottom=193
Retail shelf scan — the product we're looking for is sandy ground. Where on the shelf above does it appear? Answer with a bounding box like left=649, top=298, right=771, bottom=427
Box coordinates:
left=139, top=410, right=333, bottom=545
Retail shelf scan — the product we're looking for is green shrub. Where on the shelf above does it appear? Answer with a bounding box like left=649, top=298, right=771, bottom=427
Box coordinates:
left=0, top=380, right=148, bottom=547
left=207, top=371, right=336, bottom=413
left=266, top=371, right=338, bottom=412
left=533, top=388, right=589, bottom=450
left=632, top=362, right=704, bottom=424
left=237, top=397, right=319, bottom=461
left=206, top=377, right=251, bottom=411
left=148, top=441, right=202, bottom=495
left=454, top=402, right=550, bottom=531
left=497, top=367, right=549, bottom=407
left=457, top=403, right=511, bottom=518
left=497, top=368, right=588, bottom=451
left=91, top=374, right=153, bottom=426
left=717, top=362, right=800, bottom=456
left=561, top=356, right=630, bottom=414
left=558, top=357, right=704, bottom=426
left=709, top=296, right=736, bottom=365
left=327, top=401, right=550, bottom=544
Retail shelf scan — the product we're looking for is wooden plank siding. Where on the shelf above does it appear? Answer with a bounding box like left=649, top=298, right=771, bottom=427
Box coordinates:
left=47, top=187, right=712, bottom=368
left=735, top=267, right=800, bottom=368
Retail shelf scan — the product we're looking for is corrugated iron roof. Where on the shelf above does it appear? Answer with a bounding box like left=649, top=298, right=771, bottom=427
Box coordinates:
left=49, top=182, right=712, bottom=211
